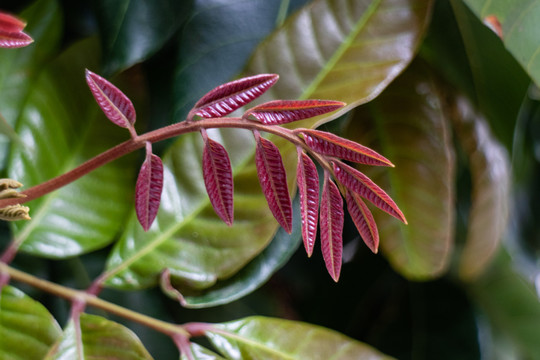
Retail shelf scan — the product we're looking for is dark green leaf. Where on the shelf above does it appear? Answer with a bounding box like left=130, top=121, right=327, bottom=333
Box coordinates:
left=0, top=285, right=61, bottom=359
left=345, top=62, right=455, bottom=280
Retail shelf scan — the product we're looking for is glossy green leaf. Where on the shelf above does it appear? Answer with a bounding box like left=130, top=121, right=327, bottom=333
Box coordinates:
left=0, top=285, right=61, bottom=359
left=450, top=96, right=510, bottom=281
left=8, top=39, right=136, bottom=258
left=45, top=313, right=153, bottom=359
left=345, top=62, right=455, bottom=280
left=95, top=0, right=192, bottom=75
left=245, top=0, right=434, bottom=128
left=205, top=316, right=395, bottom=359
left=181, top=343, right=226, bottom=360
left=462, top=0, right=540, bottom=87
left=0, top=0, right=61, bottom=169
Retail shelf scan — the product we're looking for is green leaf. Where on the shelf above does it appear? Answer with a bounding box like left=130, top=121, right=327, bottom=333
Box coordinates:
left=245, top=0, right=434, bottom=127
left=0, top=285, right=61, bottom=359
left=0, top=0, right=61, bottom=170
left=345, top=61, right=456, bottom=280
left=205, top=316, right=395, bottom=359
left=8, top=38, right=137, bottom=258
left=45, top=313, right=153, bottom=359
left=462, top=0, right=540, bottom=87
left=181, top=342, right=226, bottom=360
left=450, top=96, right=510, bottom=281
left=95, top=0, right=192, bottom=75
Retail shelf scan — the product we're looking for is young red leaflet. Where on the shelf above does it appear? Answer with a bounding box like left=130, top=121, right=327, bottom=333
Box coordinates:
left=320, top=174, right=344, bottom=282
left=85, top=69, right=136, bottom=130
left=243, top=100, right=345, bottom=125
left=297, top=148, right=319, bottom=257
left=300, top=129, right=394, bottom=167
left=346, top=191, right=379, bottom=253
left=0, top=30, right=33, bottom=48
left=135, top=143, right=164, bottom=231
left=333, top=161, right=407, bottom=224
left=202, top=134, right=234, bottom=226
left=254, top=133, right=292, bottom=233
left=189, top=74, right=279, bottom=120
left=0, top=12, right=26, bottom=32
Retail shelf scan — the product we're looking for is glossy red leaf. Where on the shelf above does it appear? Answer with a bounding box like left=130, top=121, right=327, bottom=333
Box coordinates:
left=190, top=74, right=279, bottom=120
left=320, top=174, right=344, bottom=282
left=296, top=148, right=319, bottom=257
left=85, top=69, right=136, bottom=129
left=135, top=143, right=164, bottom=231
left=300, top=129, right=394, bottom=167
left=0, top=30, right=33, bottom=48
left=0, top=12, right=26, bottom=32
left=243, top=100, right=345, bottom=125
left=333, top=161, right=407, bottom=224
left=346, top=191, right=379, bottom=253
left=255, top=134, right=292, bottom=233
left=202, top=135, right=234, bottom=226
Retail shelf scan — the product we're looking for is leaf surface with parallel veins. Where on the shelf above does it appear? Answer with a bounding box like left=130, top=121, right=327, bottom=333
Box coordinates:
left=320, top=175, right=343, bottom=282
left=135, top=143, right=164, bottom=232
left=297, top=149, right=319, bottom=257
left=346, top=191, right=379, bottom=253
left=244, top=100, right=345, bottom=125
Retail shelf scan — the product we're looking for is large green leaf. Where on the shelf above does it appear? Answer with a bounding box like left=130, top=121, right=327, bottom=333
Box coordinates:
left=0, top=285, right=61, bottom=359
left=345, top=62, right=455, bottom=279
left=95, top=0, right=192, bottom=75
left=8, top=39, right=137, bottom=258
left=45, top=313, right=153, bottom=359
left=462, top=0, right=540, bottom=88
left=450, top=96, right=510, bottom=281
left=205, top=316, right=395, bottom=359
left=181, top=343, right=225, bottom=360
left=0, top=0, right=61, bottom=170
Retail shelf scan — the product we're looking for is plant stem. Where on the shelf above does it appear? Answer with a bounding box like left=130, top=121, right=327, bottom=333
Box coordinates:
left=0, top=117, right=314, bottom=208
left=0, top=262, right=190, bottom=338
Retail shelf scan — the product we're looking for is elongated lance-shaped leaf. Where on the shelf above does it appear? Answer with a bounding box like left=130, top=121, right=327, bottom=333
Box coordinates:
left=85, top=69, right=136, bottom=129
left=189, top=74, right=279, bottom=120
left=0, top=30, right=33, bottom=48
left=300, top=129, right=394, bottom=167
left=243, top=100, right=345, bottom=125
left=320, top=173, right=343, bottom=282
left=333, top=161, right=406, bottom=224
left=255, top=132, right=292, bottom=233
left=296, top=148, right=319, bottom=257
left=0, top=12, right=26, bottom=32
left=135, top=142, right=164, bottom=231
left=346, top=190, right=379, bottom=253
left=202, top=132, right=234, bottom=226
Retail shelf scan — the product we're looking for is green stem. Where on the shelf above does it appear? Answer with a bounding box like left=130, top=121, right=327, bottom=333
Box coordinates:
left=0, top=262, right=190, bottom=338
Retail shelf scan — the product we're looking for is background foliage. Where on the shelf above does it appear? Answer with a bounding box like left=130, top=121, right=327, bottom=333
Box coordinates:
left=2, top=0, right=540, bottom=359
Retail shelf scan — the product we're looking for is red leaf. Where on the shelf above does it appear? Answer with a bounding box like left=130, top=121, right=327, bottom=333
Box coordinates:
left=296, top=149, right=319, bottom=257
left=0, top=30, right=33, bottom=48
left=85, top=69, right=136, bottom=129
left=301, top=129, right=394, bottom=167
left=190, top=74, right=279, bottom=119
left=255, top=134, right=292, bottom=233
left=333, top=161, right=407, bottom=224
left=135, top=143, right=164, bottom=231
left=0, top=12, right=26, bottom=32
left=346, top=191, right=379, bottom=253
left=202, top=136, right=234, bottom=226
left=320, top=174, right=344, bottom=282
left=244, top=100, right=345, bottom=125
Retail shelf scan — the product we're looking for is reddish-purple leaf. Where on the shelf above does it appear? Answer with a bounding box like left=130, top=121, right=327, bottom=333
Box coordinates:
left=202, top=136, right=234, bottom=226
left=297, top=148, right=319, bottom=257
left=85, top=69, right=136, bottom=129
left=320, top=174, right=344, bottom=282
left=135, top=143, right=164, bottom=231
left=333, top=161, right=407, bottom=224
left=301, top=129, right=394, bottom=167
left=0, top=30, right=32, bottom=48
left=244, top=100, right=345, bottom=125
left=255, top=135, right=292, bottom=233
left=0, top=12, right=26, bottom=32
left=190, top=74, right=279, bottom=119
left=346, top=191, right=379, bottom=253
